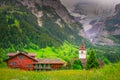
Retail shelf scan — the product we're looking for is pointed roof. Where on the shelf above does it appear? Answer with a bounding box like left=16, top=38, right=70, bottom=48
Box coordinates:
left=6, top=52, right=38, bottom=62
left=80, top=40, right=86, bottom=50
left=7, top=53, right=36, bottom=57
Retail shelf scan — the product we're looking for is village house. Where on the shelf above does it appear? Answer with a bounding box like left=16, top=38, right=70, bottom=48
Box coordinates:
left=6, top=52, right=65, bottom=70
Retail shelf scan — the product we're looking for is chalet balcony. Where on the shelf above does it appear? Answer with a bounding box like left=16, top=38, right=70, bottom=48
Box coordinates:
left=34, top=64, right=51, bottom=70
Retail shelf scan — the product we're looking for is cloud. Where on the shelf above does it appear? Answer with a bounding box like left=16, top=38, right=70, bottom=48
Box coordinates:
left=61, top=0, right=120, bottom=4
left=60, top=0, right=120, bottom=18
left=60, top=0, right=120, bottom=10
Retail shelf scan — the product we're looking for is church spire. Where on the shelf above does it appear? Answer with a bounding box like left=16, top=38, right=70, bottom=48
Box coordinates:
left=80, top=40, right=86, bottom=50
left=79, top=40, right=87, bottom=67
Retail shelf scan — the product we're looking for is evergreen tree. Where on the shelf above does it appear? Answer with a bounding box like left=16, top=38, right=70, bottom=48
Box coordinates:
left=72, top=59, right=83, bottom=70
left=86, top=49, right=99, bottom=70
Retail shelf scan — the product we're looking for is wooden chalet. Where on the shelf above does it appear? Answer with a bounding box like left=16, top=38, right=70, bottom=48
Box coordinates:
left=6, top=52, right=64, bottom=70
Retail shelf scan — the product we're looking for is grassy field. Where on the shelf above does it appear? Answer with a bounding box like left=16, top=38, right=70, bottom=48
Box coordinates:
left=0, top=62, right=120, bottom=80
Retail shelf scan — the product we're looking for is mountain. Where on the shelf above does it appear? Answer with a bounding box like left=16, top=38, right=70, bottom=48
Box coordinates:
left=93, top=3, right=120, bottom=46
left=0, top=0, right=83, bottom=50
left=0, top=0, right=120, bottom=63
left=71, top=2, right=120, bottom=46
left=103, top=3, right=120, bottom=45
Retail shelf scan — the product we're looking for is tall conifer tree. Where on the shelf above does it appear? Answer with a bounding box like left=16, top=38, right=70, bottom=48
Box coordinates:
left=86, top=49, right=99, bottom=69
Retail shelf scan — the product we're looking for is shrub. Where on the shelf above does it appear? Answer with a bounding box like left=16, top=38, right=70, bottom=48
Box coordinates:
left=72, top=59, right=83, bottom=70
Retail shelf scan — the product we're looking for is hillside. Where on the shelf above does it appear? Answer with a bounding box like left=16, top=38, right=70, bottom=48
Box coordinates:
left=0, top=62, right=120, bottom=80
left=0, top=0, right=83, bottom=49
left=0, top=0, right=88, bottom=64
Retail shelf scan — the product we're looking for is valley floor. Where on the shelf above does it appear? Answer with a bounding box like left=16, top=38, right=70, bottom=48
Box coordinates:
left=0, top=62, right=120, bottom=80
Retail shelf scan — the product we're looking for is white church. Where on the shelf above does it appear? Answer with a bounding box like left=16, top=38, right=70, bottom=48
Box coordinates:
left=79, top=41, right=87, bottom=67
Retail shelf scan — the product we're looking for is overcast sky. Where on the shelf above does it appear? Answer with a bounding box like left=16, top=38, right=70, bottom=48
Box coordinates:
left=60, top=0, right=120, bottom=10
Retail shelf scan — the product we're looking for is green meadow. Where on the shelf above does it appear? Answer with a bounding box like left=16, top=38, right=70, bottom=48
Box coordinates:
left=0, top=62, right=120, bottom=80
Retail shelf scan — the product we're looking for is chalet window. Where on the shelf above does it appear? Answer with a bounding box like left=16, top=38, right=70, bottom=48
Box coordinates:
left=10, top=62, right=16, bottom=65
left=26, top=64, right=32, bottom=67
left=18, top=55, right=24, bottom=59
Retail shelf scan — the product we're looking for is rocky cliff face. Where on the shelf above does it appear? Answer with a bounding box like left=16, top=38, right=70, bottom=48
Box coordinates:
left=101, top=3, right=120, bottom=46
left=70, top=2, right=120, bottom=46
left=115, top=3, right=120, bottom=13
left=92, top=3, right=120, bottom=46
left=17, top=0, right=73, bottom=25
left=0, top=0, right=74, bottom=27
left=2, top=0, right=120, bottom=47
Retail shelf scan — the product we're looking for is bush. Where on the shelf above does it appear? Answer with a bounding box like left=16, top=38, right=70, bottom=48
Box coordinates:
left=72, top=59, right=83, bottom=70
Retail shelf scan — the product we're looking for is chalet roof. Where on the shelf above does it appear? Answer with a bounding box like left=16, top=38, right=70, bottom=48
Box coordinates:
left=6, top=52, right=38, bottom=62
left=7, top=53, right=36, bottom=57
left=34, top=59, right=65, bottom=64
left=7, top=53, right=16, bottom=56
left=28, top=53, right=36, bottom=57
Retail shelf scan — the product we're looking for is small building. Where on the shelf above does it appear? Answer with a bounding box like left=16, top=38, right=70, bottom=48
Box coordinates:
left=79, top=41, right=87, bottom=67
left=78, top=41, right=104, bottom=67
left=6, top=52, right=64, bottom=70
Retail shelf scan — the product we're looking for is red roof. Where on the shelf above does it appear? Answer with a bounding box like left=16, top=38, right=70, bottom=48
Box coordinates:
left=7, top=53, right=16, bottom=56
left=27, top=53, right=36, bottom=57
left=6, top=52, right=38, bottom=62
left=34, top=59, right=64, bottom=64
left=7, top=53, right=36, bottom=57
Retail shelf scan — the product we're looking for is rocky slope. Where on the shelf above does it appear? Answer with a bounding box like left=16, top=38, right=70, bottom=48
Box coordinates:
left=70, top=2, right=120, bottom=46
left=93, top=3, right=120, bottom=46
left=17, top=0, right=74, bottom=24
left=103, top=3, right=120, bottom=45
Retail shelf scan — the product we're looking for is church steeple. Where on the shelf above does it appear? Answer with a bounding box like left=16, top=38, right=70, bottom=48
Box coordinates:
left=79, top=40, right=87, bottom=59
left=79, top=40, right=87, bottom=67
left=80, top=40, right=86, bottom=50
